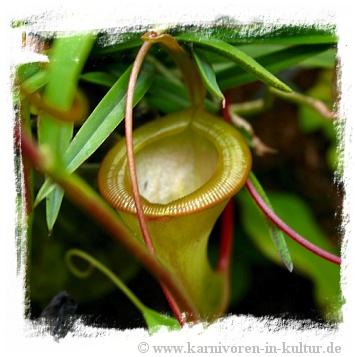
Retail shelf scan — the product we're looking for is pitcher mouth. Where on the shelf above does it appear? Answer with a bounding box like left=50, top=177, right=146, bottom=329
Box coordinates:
left=98, top=107, right=252, bottom=217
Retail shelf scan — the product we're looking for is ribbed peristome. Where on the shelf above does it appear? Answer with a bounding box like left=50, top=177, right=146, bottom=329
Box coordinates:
left=98, top=107, right=251, bottom=217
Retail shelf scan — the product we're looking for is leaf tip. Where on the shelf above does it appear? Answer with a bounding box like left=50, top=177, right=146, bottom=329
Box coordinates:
left=285, top=260, right=293, bottom=273
left=280, top=84, right=293, bottom=94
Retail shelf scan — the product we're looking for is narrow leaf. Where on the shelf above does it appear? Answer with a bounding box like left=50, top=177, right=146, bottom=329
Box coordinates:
left=192, top=49, right=225, bottom=106
left=20, top=69, right=48, bottom=97
left=146, top=75, right=190, bottom=113
left=34, top=178, right=55, bottom=207
left=298, top=48, right=336, bottom=69
left=34, top=65, right=154, bottom=205
left=248, top=172, right=293, bottom=272
left=143, top=308, right=181, bottom=333
left=217, top=44, right=332, bottom=90
left=46, top=186, right=65, bottom=233
left=172, top=25, right=337, bottom=45
left=44, top=34, right=96, bottom=110
left=80, top=71, right=117, bottom=87
left=236, top=44, right=287, bottom=58
left=176, top=32, right=292, bottom=93
left=147, top=75, right=219, bottom=114
left=37, top=33, right=96, bottom=230
left=237, top=189, right=341, bottom=320
left=64, top=64, right=154, bottom=173
left=17, top=62, right=42, bottom=82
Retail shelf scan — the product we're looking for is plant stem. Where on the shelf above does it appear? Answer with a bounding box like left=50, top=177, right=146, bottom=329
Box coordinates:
left=125, top=39, right=155, bottom=254
left=217, top=200, right=235, bottom=273
left=216, top=199, right=234, bottom=312
left=124, top=38, right=186, bottom=325
left=245, top=178, right=341, bottom=265
left=269, top=87, right=336, bottom=119
left=20, top=86, right=88, bottom=123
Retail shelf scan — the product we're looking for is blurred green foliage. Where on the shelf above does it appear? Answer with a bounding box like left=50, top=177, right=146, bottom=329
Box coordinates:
left=16, top=24, right=341, bottom=328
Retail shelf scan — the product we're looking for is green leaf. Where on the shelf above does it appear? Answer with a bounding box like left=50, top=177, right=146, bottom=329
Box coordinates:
left=36, top=33, right=96, bottom=231
left=64, top=64, right=154, bottom=174
left=217, top=44, right=332, bottom=90
left=236, top=44, right=288, bottom=58
left=80, top=71, right=117, bottom=87
left=34, top=65, right=154, bottom=206
left=172, top=25, right=337, bottom=45
left=146, top=75, right=190, bottom=113
left=192, top=49, right=225, bottom=106
left=237, top=189, right=342, bottom=321
left=146, top=75, right=219, bottom=114
left=17, top=62, right=42, bottom=82
left=65, top=249, right=181, bottom=333
left=248, top=172, right=293, bottom=272
left=299, top=48, right=336, bottom=69
left=34, top=179, right=55, bottom=207
left=19, top=69, right=48, bottom=96
left=143, top=308, right=181, bottom=333
left=46, top=186, right=65, bottom=233
left=37, top=114, right=74, bottom=232
left=176, top=32, right=292, bottom=93
left=44, top=34, right=96, bottom=110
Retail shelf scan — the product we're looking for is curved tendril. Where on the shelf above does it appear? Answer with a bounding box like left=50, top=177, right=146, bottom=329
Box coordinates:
left=125, top=35, right=187, bottom=326
left=245, top=178, right=341, bottom=265
left=65, top=249, right=149, bottom=315
left=125, top=39, right=155, bottom=254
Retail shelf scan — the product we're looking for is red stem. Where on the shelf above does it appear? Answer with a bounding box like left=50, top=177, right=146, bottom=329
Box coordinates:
left=217, top=199, right=234, bottom=273
left=245, top=178, right=341, bottom=265
left=161, top=285, right=186, bottom=327
left=125, top=40, right=155, bottom=254
left=222, top=93, right=341, bottom=266
left=124, top=36, right=186, bottom=326
left=17, top=124, right=198, bottom=323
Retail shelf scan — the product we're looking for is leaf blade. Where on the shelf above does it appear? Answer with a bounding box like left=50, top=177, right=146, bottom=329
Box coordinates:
left=80, top=71, right=117, bottom=87
left=248, top=172, right=293, bottom=272
left=192, top=49, right=225, bottom=106
left=172, top=25, right=337, bottom=45
left=64, top=64, right=154, bottom=174
left=176, top=32, right=292, bottom=93
left=217, top=43, right=333, bottom=90
left=46, top=186, right=65, bottom=233
left=36, top=33, right=96, bottom=229
left=237, top=189, right=341, bottom=321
